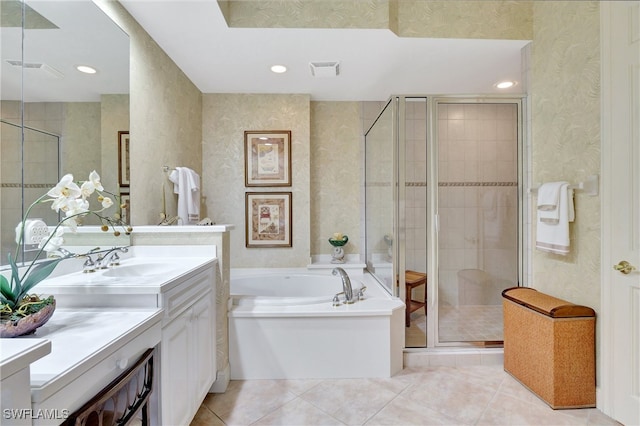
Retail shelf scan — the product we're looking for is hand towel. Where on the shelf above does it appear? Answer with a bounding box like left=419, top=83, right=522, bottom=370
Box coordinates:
left=168, top=166, right=200, bottom=225
left=536, top=182, right=574, bottom=255
left=537, top=181, right=567, bottom=224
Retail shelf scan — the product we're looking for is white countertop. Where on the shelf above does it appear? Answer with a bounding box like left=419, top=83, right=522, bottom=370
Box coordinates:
left=0, top=339, right=51, bottom=380
left=23, top=308, right=162, bottom=402
left=37, top=245, right=217, bottom=295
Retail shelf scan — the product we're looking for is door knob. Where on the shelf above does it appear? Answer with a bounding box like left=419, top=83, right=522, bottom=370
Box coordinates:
left=613, top=260, right=636, bottom=275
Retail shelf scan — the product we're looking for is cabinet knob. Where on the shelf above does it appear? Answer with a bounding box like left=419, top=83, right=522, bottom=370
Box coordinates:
left=116, top=358, right=129, bottom=370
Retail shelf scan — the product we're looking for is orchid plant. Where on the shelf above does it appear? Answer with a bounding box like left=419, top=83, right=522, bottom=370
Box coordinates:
left=0, top=171, right=131, bottom=322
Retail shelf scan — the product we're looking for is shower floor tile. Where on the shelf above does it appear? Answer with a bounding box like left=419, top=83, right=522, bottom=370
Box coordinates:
left=405, top=304, right=503, bottom=347
left=439, top=304, right=503, bottom=342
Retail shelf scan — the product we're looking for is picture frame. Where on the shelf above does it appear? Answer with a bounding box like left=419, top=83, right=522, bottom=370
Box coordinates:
left=118, top=131, right=130, bottom=187
left=245, top=192, right=292, bottom=248
left=119, top=192, right=130, bottom=225
left=244, top=130, right=291, bottom=187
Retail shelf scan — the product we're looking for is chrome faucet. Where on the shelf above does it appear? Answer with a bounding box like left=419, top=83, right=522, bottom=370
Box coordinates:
left=332, top=267, right=354, bottom=304
left=96, top=246, right=129, bottom=269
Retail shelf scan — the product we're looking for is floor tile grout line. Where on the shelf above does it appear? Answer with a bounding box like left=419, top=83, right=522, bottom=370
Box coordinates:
left=472, top=374, right=506, bottom=425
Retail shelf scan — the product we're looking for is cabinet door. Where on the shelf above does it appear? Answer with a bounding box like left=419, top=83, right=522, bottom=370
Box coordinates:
left=161, top=310, right=192, bottom=426
left=191, top=291, right=216, bottom=402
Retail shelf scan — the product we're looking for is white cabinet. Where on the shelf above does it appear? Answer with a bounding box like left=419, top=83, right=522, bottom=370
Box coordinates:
left=35, top=248, right=218, bottom=426
left=158, top=266, right=216, bottom=426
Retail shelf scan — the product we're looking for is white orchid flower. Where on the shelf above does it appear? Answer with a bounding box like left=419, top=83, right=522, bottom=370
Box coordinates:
left=101, top=196, right=114, bottom=209
left=61, top=199, right=90, bottom=231
left=47, top=174, right=81, bottom=200
left=80, top=180, right=96, bottom=199
left=88, top=170, right=104, bottom=191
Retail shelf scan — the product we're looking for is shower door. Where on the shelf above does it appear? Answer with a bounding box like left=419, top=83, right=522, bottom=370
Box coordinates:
left=435, top=100, right=521, bottom=345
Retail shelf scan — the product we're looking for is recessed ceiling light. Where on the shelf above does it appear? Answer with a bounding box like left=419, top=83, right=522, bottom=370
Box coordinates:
left=271, top=65, right=287, bottom=74
left=495, top=80, right=516, bottom=89
left=76, top=65, right=97, bottom=74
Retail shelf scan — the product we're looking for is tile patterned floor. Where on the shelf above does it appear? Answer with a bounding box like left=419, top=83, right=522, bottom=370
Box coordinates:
left=190, top=365, right=620, bottom=426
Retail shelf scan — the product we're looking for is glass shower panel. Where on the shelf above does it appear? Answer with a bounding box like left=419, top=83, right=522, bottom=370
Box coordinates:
left=437, top=102, right=518, bottom=344
left=404, top=98, right=428, bottom=348
left=365, top=100, right=395, bottom=293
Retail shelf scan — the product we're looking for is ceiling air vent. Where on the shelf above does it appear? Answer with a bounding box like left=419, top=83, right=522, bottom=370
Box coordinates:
left=309, top=61, right=339, bottom=78
left=6, top=60, right=64, bottom=79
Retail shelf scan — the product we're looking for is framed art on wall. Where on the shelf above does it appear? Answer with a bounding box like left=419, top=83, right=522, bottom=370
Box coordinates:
left=118, top=131, right=130, bottom=187
left=244, top=130, right=291, bottom=187
left=245, top=192, right=292, bottom=247
left=119, top=192, right=130, bottom=224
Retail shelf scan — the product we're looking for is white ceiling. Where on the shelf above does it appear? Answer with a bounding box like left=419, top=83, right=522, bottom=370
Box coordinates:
left=120, top=0, right=530, bottom=101
left=2, top=0, right=529, bottom=103
left=1, top=1, right=129, bottom=102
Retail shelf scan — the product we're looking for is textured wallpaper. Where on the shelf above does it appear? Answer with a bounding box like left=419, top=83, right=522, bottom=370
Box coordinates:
left=395, top=1, right=533, bottom=40
left=220, top=0, right=532, bottom=40
left=202, top=94, right=311, bottom=268
left=97, top=0, right=204, bottom=226
left=531, top=1, right=601, bottom=312
left=310, top=101, right=361, bottom=256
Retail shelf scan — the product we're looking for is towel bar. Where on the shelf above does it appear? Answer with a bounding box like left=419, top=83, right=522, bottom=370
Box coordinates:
left=530, top=174, right=598, bottom=196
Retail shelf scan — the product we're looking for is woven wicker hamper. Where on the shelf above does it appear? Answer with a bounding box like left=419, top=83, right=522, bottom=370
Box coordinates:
left=502, top=287, right=596, bottom=409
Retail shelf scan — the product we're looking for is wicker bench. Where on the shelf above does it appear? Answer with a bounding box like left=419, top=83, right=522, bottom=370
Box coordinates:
left=502, top=287, right=595, bottom=409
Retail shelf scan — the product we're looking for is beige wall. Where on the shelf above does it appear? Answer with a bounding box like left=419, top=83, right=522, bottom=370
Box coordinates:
left=219, top=0, right=533, bottom=41
left=530, top=1, right=601, bottom=312
left=96, top=0, right=203, bottom=226
left=310, top=101, right=361, bottom=257
left=202, top=94, right=311, bottom=268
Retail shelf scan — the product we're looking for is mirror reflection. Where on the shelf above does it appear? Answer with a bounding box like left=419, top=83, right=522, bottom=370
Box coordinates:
left=0, top=0, right=130, bottom=266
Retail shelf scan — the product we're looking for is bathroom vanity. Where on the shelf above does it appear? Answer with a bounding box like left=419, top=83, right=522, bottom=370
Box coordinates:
left=5, top=245, right=218, bottom=426
left=1, top=309, right=162, bottom=426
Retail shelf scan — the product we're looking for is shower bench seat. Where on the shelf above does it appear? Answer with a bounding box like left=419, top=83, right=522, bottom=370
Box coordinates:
left=404, top=270, right=427, bottom=327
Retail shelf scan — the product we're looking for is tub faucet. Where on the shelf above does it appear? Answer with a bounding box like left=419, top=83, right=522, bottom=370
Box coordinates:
left=332, top=267, right=354, bottom=304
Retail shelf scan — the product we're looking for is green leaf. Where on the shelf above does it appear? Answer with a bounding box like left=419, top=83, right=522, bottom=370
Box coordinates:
left=8, top=253, right=22, bottom=297
left=20, top=258, right=64, bottom=296
left=0, top=274, right=15, bottom=303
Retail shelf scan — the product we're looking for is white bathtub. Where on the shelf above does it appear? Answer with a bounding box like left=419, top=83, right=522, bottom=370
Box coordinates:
left=229, top=268, right=405, bottom=380
left=232, top=273, right=366, bottom=306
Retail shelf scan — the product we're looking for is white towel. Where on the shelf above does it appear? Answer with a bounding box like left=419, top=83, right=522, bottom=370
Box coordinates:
left=536, top=182, right=574, bottom=255
left=537, top=181, right=566, bottom=224
left=168, top=167, right=200, bottom=225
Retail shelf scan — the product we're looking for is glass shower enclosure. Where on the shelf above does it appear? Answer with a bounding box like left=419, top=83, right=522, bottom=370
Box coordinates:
left=364, top=96, right=523, bottom=349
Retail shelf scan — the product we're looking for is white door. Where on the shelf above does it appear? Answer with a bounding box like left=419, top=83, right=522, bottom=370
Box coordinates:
left=602, top=2, right=640, bottom=425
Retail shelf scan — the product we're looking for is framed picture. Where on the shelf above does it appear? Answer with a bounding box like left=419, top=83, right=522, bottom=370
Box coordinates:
left=119, top=192, right=130, bottom=224
left=118, top=131, right=130, bottom=187
left=245, top=192, right=292, bottom=247
left=244, top=130, right=291, bottom=187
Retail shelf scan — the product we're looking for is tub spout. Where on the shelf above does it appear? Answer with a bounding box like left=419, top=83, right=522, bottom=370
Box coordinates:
left=332, top=267, right=354, bottom=304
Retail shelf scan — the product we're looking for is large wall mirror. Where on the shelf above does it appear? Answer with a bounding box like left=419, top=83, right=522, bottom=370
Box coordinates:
left=1, top=0, right=129, bottom=265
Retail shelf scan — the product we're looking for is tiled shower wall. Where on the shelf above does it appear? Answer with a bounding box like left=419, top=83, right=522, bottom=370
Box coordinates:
left=1, top=101, right=61, bottom=263
left=405, top=100, right=428, bottom=274
left=437, top=103, right=518, bottom=307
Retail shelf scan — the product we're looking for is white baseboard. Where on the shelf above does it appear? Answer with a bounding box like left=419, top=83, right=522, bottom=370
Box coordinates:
left=209, top=362, right=230, bottom=393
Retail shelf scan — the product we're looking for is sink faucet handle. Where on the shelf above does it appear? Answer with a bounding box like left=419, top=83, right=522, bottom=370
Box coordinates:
left=332, top=294, right=341, bottom=307
left=109, top=252, right=121, bottom=266
left=357, top=286, right=367, bottom=300
left=82, top=255, right=95, bottom=273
